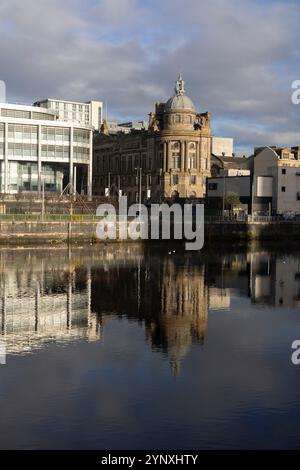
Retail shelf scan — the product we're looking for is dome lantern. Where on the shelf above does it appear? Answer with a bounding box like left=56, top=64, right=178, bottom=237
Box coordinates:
left=165, top=74, right=196, bottom=112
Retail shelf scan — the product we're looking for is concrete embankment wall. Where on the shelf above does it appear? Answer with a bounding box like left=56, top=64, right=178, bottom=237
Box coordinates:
left=205, top=221, right=300, bottom=241
left=0, top=221, right=100, bottom=244
left=0, top=220, right=299, bottom=244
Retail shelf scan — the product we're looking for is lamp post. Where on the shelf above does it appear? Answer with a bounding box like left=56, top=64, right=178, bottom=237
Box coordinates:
left=118, top=174, right=121, bottom=198
left=41, top=175, right=45, bottom=221
left=222, top=172, right=226, bottom=220
left=106, top=171, right=111, bottom=197
left=135, top=167, right=142, bottom=212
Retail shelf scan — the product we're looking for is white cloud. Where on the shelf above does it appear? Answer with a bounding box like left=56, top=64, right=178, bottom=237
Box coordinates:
left=0, top=0, right=299, bottom=153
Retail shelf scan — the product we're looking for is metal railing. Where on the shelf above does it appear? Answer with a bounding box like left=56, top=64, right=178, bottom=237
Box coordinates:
left=205, top=215, right=300, bottom=224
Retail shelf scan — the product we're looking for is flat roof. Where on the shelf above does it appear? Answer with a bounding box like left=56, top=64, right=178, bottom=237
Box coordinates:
left=34, top=98, right=103, bottom=106
left=0, top=102, right=56, bottom=114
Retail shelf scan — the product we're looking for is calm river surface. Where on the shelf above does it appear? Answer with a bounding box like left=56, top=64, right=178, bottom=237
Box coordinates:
left=0, top=243, right=300, bottom=449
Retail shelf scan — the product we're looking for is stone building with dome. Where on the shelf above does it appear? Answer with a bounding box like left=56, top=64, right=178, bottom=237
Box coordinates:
left=92, top=75, right=212, bottom=201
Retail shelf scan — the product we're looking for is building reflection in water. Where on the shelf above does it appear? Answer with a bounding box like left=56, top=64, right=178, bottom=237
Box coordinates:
left=0, top=245, right=300, bottom=374
left=250, top=252, right=300, bottom=308
left=145, top=258, right=208, bottom=376
left=206, top=249, right=300, bottom=310
left=207, top=251, right=250, bottom=311
left=0, top=249, right=101, bottom=355
left=90, top=248, right=209, bottom=376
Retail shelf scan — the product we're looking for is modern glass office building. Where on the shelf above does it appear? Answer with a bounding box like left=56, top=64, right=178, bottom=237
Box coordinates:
left=0, top=103, right=93, bottom=195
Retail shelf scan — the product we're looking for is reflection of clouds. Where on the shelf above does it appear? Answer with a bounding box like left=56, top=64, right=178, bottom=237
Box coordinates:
left=0, top=247, right=300, bottom=448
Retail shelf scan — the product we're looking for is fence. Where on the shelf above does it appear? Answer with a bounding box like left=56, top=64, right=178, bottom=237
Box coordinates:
left=0, top=213, right=103, bottom=222
left=205, top=215, right=300, bottom=224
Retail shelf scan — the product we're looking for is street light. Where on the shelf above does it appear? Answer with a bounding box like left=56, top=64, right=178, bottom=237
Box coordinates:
left=222, top=171, right=226, bottom=220
left=135, top=167, right=142, bottom=212
left=105, top=172, right=111, bottom=197
left=41, top=175, right=45, bottom=221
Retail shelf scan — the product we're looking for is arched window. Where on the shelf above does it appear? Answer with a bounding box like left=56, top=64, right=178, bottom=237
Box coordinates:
left=188, top=142, right=197, bottom=169
left=175, top=114, right=181, bottom=123
left=171, top=141, right=181, bottom=169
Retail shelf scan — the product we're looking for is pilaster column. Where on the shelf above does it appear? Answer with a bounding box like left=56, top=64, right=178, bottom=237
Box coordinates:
left=198, top=137, right=202, bottom=171
left=4, top=122, right=8, bottom=193
left=164, top=141, right=167, bottom=172
left=166, top=141, right=170, bottom=172
left=195, top=141, right=199, bottom=171
left=88, top=129, right=93, bottom=200
left=181, top=141, right=185, bottom=172
left=37, top=125, right=42, bottom=193
left=184, top=140, right=188, bottom=171
left=69, top=126, right=74, bottom=192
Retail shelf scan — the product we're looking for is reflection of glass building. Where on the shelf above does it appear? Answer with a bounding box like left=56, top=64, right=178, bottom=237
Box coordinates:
left=0, top=252, right=99, bottom=355
left=0, top=103, right=92, bottom=195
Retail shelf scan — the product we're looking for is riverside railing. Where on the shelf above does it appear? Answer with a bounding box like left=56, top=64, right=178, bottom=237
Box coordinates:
left=205, top=215, right=300, bottom=223
left=0, top=213, right=104, bottom=222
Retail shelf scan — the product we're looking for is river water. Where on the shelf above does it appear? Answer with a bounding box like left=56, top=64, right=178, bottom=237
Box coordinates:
left=0, top=243, right=300, bottom=449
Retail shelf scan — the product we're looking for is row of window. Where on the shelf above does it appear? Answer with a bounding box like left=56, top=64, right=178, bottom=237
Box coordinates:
left=96, top=174, right=160, bottom=188
left=0, top=162, right=64, bottom=192
left=0, top=124, right=90, bottom=144
left=95, top=153, right=150, bottom=173
left=42, top=145, right=88, bottom=160
left=41, top=145, right=70, bottom=159
left=7, top=124, right=38, bottom=140
left=0, top=142, right=89, bottom=159
left=73, top=146, right=89, bottom=161
left=95, top=153, right=199, bottom=173
left=51, top=101, right=90, bottom=113
left=41, top=127, right=70, bottom=141
left=1, top=108, right=56, bottom=121
left=172, top=175, right=197, bottom=185
left=170, top=156, right=197, bottom=169
left=166, top=114, right=195, bottom=125
left=7, top=143, right=38, bottom=157
left=73, top=129, right=90, bottom=143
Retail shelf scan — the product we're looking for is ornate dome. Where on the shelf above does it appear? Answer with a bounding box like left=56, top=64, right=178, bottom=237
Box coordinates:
left=165, top=74, right=196, bottom=112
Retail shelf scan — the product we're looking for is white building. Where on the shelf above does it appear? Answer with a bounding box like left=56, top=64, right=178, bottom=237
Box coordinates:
left=253, top=146, right=300, bottom=215
left=211, top=137, right=234, bottom=157
left=34, top=99, right=103, bottom=131
left=0, top=102, right=93, bottom=195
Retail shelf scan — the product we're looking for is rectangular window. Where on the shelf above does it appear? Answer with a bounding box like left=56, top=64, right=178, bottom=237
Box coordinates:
left=190, top=175, right=196, bottom=185
left=208, top=183, right=218, bottom=190
left=281, top=186, right=286, bottom=192
left=173, top=175, right=179, bottom=184
left=282, top=168, right=286, bottom=175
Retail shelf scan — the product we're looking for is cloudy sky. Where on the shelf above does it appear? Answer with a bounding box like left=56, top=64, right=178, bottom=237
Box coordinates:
left=0, top=0, right=300, bottom=155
